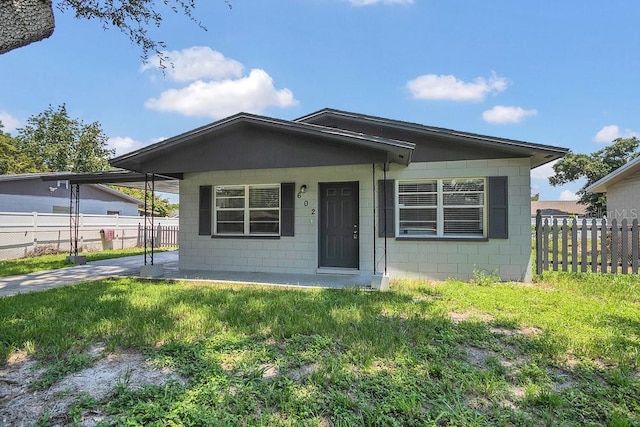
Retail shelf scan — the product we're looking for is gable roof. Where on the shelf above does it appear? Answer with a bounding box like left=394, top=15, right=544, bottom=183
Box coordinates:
left=111, top=112, right=415, bottom=173
left=297, top=109, right=568, bottom=169
left=585, top=156, right=640, bottom=194
left=109, top=109, right=567, bottom=174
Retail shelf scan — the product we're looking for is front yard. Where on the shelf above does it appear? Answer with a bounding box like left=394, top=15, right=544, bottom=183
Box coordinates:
left=0, top=273, right=638, bottom=426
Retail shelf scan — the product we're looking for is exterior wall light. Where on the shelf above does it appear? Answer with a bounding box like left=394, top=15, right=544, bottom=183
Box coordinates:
left=298, top=184, right=307, bottom=198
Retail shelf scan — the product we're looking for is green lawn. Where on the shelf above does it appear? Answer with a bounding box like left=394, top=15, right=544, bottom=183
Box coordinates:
left=0, top=247, right=175, bottom=278
left=0, top=273, right=638, bottom=426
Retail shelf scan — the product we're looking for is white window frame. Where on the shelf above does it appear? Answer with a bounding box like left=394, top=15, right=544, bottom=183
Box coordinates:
left=396, top=178, right=487, bottom=238
left=214, top=184, right=281, bottom=236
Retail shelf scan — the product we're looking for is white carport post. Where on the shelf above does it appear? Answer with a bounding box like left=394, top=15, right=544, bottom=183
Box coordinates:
left=140, top=173, right=164, bottom=278
left=371, top=163, right=390, bottom=291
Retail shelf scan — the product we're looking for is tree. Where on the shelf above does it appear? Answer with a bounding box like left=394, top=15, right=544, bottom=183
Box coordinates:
left=531, top=193, right=540, bottom=201
left=112, top=186, right=178, bottom=217
left=15, top=104, right=114, bottom=173
left=1, top=0, right=231, bottom=63
left=0, top=122, right=39, bottom=174
left=549, top=137, right=640, bottom=216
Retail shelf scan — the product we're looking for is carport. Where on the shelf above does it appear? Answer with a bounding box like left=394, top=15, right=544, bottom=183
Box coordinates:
left=42, top=170, right=180, bottom=276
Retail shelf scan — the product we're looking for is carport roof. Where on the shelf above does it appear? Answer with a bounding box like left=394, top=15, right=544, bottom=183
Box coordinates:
left=40, top=170, right=180, bottom=194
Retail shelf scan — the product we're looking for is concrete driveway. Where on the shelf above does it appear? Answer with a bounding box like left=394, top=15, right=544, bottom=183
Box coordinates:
left=0, top=251, right=373, bottom=298
left=0, top=251, right=178, bottom=298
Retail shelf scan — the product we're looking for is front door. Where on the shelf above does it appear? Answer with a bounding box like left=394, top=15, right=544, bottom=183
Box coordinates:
left=319, top=181, right=359, bottom=269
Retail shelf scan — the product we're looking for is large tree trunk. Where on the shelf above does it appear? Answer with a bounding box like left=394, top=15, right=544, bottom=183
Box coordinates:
left=0, top=0, right=54, bottom=54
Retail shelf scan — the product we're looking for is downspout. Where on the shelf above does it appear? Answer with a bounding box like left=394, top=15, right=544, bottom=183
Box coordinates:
left=383, top=163, right=388, bottom=275
left=372, top=163, right=377, bottom=275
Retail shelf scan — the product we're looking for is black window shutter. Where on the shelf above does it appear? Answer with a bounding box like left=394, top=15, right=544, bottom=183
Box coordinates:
left=378, top=179, right=395, bottom=237
left=488, top=176, right=508, bottom=239
left=199, top=185, right=212, bottom=235
left=281, top=182, right=295, bottom=236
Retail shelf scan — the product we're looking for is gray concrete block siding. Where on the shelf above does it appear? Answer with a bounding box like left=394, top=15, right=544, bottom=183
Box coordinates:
left=179, top=157, right=532, bottom=282
left=606, top=171, right=640, bottom=221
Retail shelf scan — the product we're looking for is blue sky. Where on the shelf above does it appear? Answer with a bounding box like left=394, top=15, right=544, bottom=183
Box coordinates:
left=1, top=0, right=639, bottom=201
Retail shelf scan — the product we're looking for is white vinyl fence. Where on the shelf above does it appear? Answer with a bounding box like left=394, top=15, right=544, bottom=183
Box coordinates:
left=0, top=212, right=179, bottom=260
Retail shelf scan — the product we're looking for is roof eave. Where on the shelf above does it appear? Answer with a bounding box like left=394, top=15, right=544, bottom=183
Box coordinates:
left=91, top=184, right=144, bottom=204
left=297, top=108, right=569, bottom=166
left=585, top=156, right=640, bottom=194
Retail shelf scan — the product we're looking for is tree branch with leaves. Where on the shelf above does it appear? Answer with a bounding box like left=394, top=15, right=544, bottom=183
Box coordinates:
left=1, top=0, right=231, bottom=63
left=549, top=137, right=640, bottom=216
left=0, top=123, right=39, bottom=174
left=15, top=104, right=114, bottom=173
left=57, top=0, right=231, bottom=64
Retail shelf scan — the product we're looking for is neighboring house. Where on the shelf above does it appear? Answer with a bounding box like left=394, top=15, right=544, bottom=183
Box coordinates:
left=0, top=173, right=142, bottom=216
left=110, top=109, right=567, bottom=282
left=531, top=201, right=588, bottom=218
left=586, top=156, right=640, bottom=221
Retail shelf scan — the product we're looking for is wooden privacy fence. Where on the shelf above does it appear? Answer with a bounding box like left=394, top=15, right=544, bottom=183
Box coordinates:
left=137, top=224, right=178, bottom=248
left=535, top=211, right=640, bottom=274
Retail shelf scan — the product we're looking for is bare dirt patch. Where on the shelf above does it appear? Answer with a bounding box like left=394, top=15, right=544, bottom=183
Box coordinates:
left=490, top=325, right=542, bottom=336
left=466, top=346, right=499, bottom=368
left=449, top=311, right=495, bottom=324
left=448, top=311, right=543, bottom=337
left=288, top=362, right=320, bottom=381
left=0, top=345, right=185, bottom=427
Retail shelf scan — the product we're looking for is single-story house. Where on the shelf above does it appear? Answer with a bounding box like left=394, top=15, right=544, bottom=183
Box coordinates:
left=531, top=201, right=588, bottom=218
left=110, top=109, right=567, bottom=282
left=0, top=172, right=142, bottom=216
left=586, top=156, right=640, bottom=221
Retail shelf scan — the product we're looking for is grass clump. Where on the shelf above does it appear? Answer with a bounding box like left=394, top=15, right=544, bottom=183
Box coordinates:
left=0, top=273, right=638, bottom=425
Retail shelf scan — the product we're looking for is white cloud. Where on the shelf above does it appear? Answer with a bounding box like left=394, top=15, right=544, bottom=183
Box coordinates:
left=593, top=125, right=639, bottom=143
left=141, top=46, right=244, bottom=82
left=531, top=160, right=558, bottom=180
left=482, top=105, right=538, bottom=124
left=0, top=111, right=21, bottom=133
left=143, top=47, right=297, bottom=119
left=559, top=190, right=579, bottom=201
left=107, top=136, right=147, bottom=157
left=351, top=0, right=413, bottom=5
left=108, top=136, right=169, bottom=157
left=145, top=69, right=297, bottom=119
left=407, top=72, right=508, bottom=101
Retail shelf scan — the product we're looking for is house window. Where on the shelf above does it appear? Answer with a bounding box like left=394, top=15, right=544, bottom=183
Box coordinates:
left=214, top=185, right=280, bottom=235
left=397, top=178, right=485, bottom=237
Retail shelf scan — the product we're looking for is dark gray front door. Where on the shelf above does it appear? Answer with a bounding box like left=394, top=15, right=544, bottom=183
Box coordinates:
left=319, top=181, right=359, bottom=268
